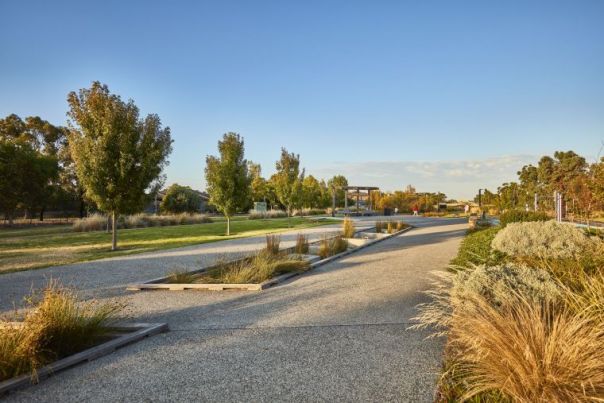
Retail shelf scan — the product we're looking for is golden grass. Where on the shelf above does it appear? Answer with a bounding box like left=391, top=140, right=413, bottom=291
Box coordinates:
left=318, top=235, right=348, bottom=259
left=207, top=252, right=310, bottom=284
left=342, top=218, right=355, bottom=238
left=447, top=291, right=604, bottom=402
left=265, top=234, right=281, bottom=255
left=294, top=233, right=309, bottom=254
left=0, top=280, right=123, bottom=382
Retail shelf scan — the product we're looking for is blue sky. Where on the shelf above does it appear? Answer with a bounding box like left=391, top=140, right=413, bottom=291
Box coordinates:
left=1, top=1, right=603, bottom=199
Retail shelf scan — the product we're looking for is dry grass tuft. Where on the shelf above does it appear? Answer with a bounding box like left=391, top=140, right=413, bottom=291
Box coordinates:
left=294, top=233, right=309, bottom=254
left=318, top=235, right=348, bottom=259
left=265, top=234, right=281, bottom=255
left=342, top=217, right=355, bottom=238
left=216, top=251, right=309, bottom=283
left=0, top=280, right=123, bottom=382
left=447, top=291, right=604, bottom=402
left=375, top=221, right=383, bottom=233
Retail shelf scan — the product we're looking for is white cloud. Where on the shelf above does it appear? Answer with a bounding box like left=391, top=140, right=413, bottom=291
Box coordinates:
left=307, top=154, right=537, bottom=200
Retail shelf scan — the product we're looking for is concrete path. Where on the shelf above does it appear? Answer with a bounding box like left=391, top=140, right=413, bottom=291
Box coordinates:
left=0, top=222, right=371, bottom=310
left=4, top=218, right=466, bottom=402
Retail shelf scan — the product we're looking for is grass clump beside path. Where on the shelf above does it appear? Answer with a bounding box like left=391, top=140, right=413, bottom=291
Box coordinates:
left=0, top=217, right=336, bottom=274
left=167, top=251, right=310, bottom=284
left=0, top=281, right=123, bottom=382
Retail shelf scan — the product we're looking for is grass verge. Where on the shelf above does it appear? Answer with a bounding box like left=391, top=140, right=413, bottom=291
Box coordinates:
left=0, top=217, right=337, bottom=274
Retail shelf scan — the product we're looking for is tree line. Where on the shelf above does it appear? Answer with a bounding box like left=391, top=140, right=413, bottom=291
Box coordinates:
left=476, top=150, right=604, bottom=222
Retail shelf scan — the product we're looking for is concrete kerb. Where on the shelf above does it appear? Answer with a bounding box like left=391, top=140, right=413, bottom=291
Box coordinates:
left=0, top=322, right=169, bottom=396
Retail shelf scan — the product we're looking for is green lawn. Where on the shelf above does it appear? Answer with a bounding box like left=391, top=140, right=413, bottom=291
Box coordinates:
left=0, top=217, right=336, bottom=274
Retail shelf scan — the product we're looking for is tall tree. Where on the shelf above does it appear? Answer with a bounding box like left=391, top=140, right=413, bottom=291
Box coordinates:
left=302, top=175, right=322, bottom=208
left=67, top=82, right=173, bottom=250
left=273, top=148, right=304, bottom=218
left=248, top=161, right=268, bottom=204
left=205, top=132, right=250, bottom=235
left=327, top=175, right=348, bottom=207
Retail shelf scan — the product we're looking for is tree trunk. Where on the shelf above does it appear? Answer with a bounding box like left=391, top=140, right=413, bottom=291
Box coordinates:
left=39, top=206, right=45, bottom=222
left=8, top=213, right=13, bottom=227
left=226, top=216, right=230, bottom=236
left=111, top=211, right=118, bottom=251
left=79, top=195, right=86, bottom=218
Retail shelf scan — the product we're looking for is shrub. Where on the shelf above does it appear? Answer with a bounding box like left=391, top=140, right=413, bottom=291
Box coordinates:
left=450, top=227, right=505, bottom=268
left=387, top=221, right=395, bottom=234
left=248, top=209, right=288, bottom=219
left=265, top=234, right=281, bottom=255
left=72, top=213, right=211, bottom=231
left=412, top=264, right=561, bottom=337
left=160, top=184, right=203, bottom=214
left=375, top=221, right=383, bottom=233
left=499, top=209, right=550, bottom=227
left=0, top=281, right=123, bottom=382
left=318, top=235, right=348, bottom=259
left=454, top=264, right=561, bottom=308
left=292, top=208, right=326, bottom=216
left=294, top=233, right=309, bottom=254
left=72, top=213, right=107, bottom=232
left=342, top=217, right=355, bottom=238
left=491, top=221, right=601, bottom=260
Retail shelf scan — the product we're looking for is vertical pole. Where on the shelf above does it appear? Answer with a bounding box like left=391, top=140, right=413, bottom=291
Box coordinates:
left=534, top=193, right=538, bottom=211
left=344, top=190, right=348, bottom=211
left=331, top=188, right=336, bottom=217
left=356, top=188, right=360, bottom=215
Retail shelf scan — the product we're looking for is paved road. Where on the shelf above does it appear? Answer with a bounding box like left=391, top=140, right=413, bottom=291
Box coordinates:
left=4, top=217, right=466, bottom=402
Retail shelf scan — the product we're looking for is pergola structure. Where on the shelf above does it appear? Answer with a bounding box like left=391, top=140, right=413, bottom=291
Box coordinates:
left=341, top=185, right=379, bottom=215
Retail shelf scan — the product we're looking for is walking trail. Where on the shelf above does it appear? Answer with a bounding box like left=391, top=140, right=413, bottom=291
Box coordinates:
left=4, top=217, right=466, bottom=402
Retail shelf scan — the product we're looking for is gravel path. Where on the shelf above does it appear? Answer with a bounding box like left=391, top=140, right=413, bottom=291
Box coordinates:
left=4, top=217, right=466, bottom=402
left=0, top=222, right=371, bottom=310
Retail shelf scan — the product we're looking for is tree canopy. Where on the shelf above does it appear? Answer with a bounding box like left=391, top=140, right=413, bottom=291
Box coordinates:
left=160, top=184, right=203, bottom=214
left=273, top=148, right=304, bottom=217
left=67, top=81, right=172, bottom=249
left=205, top=132, right=250, bottom=235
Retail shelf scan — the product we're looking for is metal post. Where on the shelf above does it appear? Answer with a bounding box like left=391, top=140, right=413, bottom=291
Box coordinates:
left=534, top=193, right=538, bottom=212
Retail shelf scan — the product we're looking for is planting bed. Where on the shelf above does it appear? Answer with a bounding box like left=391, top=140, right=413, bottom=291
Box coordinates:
left=127, top=225, right=412, bottom=292
left=0, top=322, right=168, bottom=396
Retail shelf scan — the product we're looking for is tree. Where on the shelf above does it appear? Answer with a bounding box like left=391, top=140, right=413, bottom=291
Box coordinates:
left=67, top=82, right=173, bottom=250
left=0, top=140, right=56, bottom=225
left=302, top=175, right=322, bottom=208
left=273, top=148, right=304, bottom=218
left=205, top=132, right=250, bottom=235
left=0, top=114, right=68, bottom=220
left=248, top=162, right=268, bottom=204
left=160, top=183, right=202, bottom=214
left=327, top=175, right=348, bottom=207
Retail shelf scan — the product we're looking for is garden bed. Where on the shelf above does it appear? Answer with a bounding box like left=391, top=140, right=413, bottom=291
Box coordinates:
left=127, top=225, right=412, bottom=292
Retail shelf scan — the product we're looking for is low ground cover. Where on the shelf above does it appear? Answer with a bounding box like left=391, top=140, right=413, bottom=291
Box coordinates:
left=0, top=281, right=123, bottom=382
left=0, top=217, right=336, bottom=273
left=415, top=220, right=604, bottom=401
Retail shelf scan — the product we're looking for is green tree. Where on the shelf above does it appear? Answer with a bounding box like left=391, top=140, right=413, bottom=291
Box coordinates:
left=0, top=141, right=56, bottom=225
left=160, top=183, right=203, bottom=214
left=248, top=161, right=268, bottom=204
left=273, top=148, right=304, bottom=218
left=327, top=175, right=348, bottom=207
left=67, top=82, right=173, bottom=250
left=205, top=132, right=251, bottom=235
left=302, top=175, right=322, bottom=208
